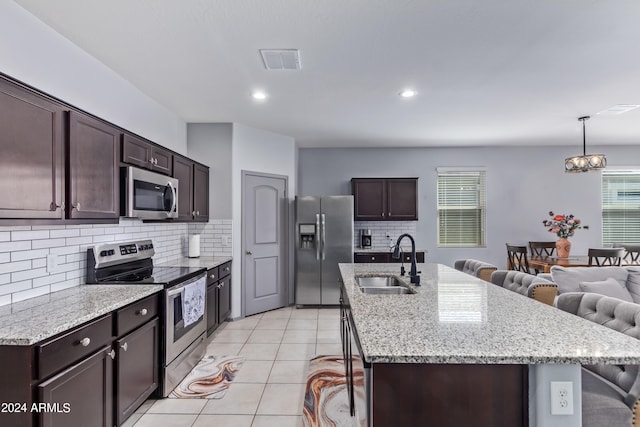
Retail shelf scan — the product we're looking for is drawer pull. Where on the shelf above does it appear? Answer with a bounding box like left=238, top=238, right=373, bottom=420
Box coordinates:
left=139, top=308, right=148, bottom=316
left=209, top=274, right=216, bottom=280
left=121, top=342, right=128, bottom=352
left=108, top=349, right=116, bottom=360
left=79, top=337, right=91, bottom=347
left=224, top=267, right=230, bottom=272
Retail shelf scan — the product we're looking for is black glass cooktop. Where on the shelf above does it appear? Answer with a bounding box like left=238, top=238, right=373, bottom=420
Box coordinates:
left=97, top=266, right=205, bottom=287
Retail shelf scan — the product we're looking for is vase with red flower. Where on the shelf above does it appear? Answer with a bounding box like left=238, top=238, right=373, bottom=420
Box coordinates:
left=542, top=211, right=588, bottom=258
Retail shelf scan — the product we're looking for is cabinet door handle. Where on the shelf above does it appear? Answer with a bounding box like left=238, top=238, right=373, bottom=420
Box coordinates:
left=121, top=342, right=128, bottom=352
left=79, top=337, right=90, bottom=347
left=192, top=211, right=197, bottom=216
left=139, top=308, right=148, bottom=316
left=108, top=349, right=116, bottom=360
left=246, top=251, right=252, bottom=255
left=223, top=267, right=230, bottom=272
left=72, top=202, right=81, bottom=211
left=196, top=211, right=200, bottom=215
left=209, top=274, right=216, bottom=280
left=371, top=257, right=375, bottom=260
left=49, top=202, right=62, bottom=212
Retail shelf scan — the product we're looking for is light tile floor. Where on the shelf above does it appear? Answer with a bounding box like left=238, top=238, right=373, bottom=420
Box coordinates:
left=126, top=306, right=341, bottom=427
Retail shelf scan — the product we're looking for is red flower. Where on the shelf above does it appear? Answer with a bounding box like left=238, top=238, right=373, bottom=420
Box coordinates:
left=553, top=215, right=565, bottom=221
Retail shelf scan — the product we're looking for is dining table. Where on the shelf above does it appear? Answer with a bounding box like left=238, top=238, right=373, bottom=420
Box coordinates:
left=527, top=255, right=591, bottom=273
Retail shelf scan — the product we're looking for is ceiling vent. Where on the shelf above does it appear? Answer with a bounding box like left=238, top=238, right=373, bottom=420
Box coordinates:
left=259, top=49, right=301, bottom=70
left=596, top=104, right=640, bottom=115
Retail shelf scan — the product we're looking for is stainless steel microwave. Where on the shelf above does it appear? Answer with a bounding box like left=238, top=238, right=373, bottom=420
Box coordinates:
left=121, top=166, right=178, bottom=219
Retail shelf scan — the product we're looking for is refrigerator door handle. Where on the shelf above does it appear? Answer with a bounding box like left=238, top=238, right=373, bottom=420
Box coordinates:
left=316, top=214, right=321, bottom=260
left=321, top=214, right=326, bottom=260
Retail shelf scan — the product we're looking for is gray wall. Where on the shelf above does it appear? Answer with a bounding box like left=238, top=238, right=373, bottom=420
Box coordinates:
left=187, top=123, right=233, bottom=219
left=298, top=144, right=640, bottom=268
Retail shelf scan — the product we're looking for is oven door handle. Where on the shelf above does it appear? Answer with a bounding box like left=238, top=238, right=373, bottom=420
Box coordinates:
left=167, top=286, right=184, bottom=297
left=167, top=181, right=177, bottom=216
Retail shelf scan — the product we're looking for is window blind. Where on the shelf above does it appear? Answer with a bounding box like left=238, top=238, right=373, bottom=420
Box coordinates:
left=602, top=170, right=640, bottom=245
left=437, top=170, right=486, bottom=247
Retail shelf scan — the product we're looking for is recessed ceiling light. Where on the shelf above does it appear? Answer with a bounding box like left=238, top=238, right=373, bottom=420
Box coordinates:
left=251, top=91, right=268, bottom=100
left=596, top=104, right=640, bottom=115
left=399, top=89, right=417, bottom=98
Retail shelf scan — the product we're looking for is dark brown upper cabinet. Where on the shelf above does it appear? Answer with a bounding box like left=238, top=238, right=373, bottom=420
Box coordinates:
left=122, top=133, right=173, bottom=176
left=67, top=111, right=120, bottom=220
left=351, top=178, right=418, bottom=221
left=173, top=155, right=209, bottom=222
left=0, top=77, right=66, bottom=220
left=193, top=163, right=209, bottom=222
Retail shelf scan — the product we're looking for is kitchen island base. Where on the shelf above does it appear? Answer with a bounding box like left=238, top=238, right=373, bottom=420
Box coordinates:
left=368, top=363, right=528, bottom=427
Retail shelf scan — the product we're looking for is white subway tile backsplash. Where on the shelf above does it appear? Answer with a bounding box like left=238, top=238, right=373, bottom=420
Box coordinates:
left=11, top=230, right=50, bottom=241
left=11, top=285, right=50, bottom=303
left=11, top=249, right=49, bottom=262
left=0, top=218, right=229, bottom=306
left=0, top=260, right=32, bottom=275
left=50, top=229, right=80, bottom=238
left=0, top=241, right=32, bottom=253
left=0, top=280, right=32, bottom=296
left=32, top=238, right=66, bottom=249
left=12, top=267, right=47, bottom=282
left=353, top=221, right=418, bottom=249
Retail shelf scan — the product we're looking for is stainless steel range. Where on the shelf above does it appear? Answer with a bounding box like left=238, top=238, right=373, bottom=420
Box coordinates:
left=86, top=239, right=207, bottom=397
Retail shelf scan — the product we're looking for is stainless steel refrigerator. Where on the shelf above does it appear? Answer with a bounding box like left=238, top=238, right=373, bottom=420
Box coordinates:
left=295, top=196, right=354, bottom=305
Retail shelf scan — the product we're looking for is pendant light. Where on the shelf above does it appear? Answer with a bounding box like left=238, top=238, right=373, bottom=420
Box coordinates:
left=564, top=116, right=606, bottom=173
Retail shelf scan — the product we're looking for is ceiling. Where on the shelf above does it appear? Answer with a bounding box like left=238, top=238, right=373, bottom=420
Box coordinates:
left=13, top=0, right=640, bottom=148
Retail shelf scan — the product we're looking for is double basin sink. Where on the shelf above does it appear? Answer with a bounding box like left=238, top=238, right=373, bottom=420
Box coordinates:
left=355, top=275, right=416, bottom=295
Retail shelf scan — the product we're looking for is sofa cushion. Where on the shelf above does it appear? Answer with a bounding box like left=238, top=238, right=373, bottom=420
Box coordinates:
left=582, top=369, right=632, bottom=427
left=550, top=266, right=629, bottom=294
left=625, top=266, right=640, bottom=302
left=579, top=278, right=634, bottom=303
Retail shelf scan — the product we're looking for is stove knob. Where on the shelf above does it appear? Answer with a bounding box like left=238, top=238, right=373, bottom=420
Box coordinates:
left=100, top=250, right=108, bottom=257
left=108, top=249, right=115, bottom=256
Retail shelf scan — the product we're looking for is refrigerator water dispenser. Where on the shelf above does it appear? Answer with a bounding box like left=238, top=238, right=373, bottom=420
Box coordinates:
left=299, top=224, right=316, bottom=249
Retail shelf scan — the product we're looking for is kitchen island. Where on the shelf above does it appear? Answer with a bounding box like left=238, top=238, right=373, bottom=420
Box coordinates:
left=339, top=263, right=640, bottom=427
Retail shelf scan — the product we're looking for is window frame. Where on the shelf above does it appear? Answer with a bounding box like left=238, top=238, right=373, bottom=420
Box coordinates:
left=436, top=168, right=487, bottom=248
left=602, top=168, right=640, bottom=246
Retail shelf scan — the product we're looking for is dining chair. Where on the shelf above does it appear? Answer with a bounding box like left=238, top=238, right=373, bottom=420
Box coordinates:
left=506, top=244, right=530, bottom=273
left=528, top=241, right=557, bottom=257
left=528, top=242, right=557, bottom=274
left=613, top=243, right=640, bottom=265
left=587, top=248, right=625, bottom=266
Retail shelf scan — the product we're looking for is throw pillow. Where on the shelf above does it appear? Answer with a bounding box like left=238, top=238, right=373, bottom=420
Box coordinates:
left=579, top=277, right=634, bottom=302
left=551, top=266, right=629, bottom=294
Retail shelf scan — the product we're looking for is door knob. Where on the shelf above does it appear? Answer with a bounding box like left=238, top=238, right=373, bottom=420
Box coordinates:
left=246, top=251, right=253, bottom=255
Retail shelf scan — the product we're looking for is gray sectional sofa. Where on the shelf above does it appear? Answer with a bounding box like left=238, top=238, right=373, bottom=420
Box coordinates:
left=557, top=292, right=640, bottom=427
left=541, top=266, right=640, bottom=304
left=489, top=270, right=557, bottom=305
left=453, top=259, right=498, bottom=282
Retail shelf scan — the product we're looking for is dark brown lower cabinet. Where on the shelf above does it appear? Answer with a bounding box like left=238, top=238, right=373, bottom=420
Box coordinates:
left=115, top=318, right=159, bottom=426
left=206, top=275, right=219, bottom=337
left=0, top=294, right=161, bottom=427
left=217, top=276, right=231, bottom=324
left=38, top=345, right=113, bottom=427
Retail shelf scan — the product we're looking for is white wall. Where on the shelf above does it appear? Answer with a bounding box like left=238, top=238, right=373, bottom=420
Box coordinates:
left=232, top=123, right=296, bottom=317
left=0, top=1, right=187, bottom=154
left=298, top=145, right=640, bottom=269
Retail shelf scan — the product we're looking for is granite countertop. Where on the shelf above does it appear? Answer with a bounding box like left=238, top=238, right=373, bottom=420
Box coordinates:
left=158, top=256, right=232, bottom=269
left=339, top=262, right=640, bottom=365
left=0, top=285, right=163, bottom=346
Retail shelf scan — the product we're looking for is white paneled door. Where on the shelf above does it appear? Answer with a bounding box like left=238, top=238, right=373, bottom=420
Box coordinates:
left=242, top=171, right=288, bottom=316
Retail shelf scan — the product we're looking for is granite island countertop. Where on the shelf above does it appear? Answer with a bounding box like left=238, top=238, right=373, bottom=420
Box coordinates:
left=0, top=284, right=163, bottom=346
left=157, top=256, right=232, bottom=269
left=339, top=262, right=640, bottom=365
